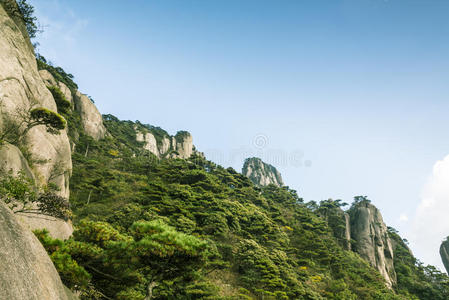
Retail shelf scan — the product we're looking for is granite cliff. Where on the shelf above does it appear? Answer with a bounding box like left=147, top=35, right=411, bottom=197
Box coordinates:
left=349, top=200, right=397, bottom=288
left=135, top=126, right=194, bottom=159
left=242, top=157, right=284, bottom=187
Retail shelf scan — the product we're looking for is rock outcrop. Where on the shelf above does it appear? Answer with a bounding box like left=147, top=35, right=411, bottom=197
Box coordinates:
left=0, top=1, right=74, bottom=239
left=0, top=2, right=72, bottom=198
left=440, top=239, right=449, bottom=274
left=135, top=127, right=194, bottom=159
left=0, top=201, right=72, bottom=300
left=0, top=142, right=35, bottom=180
left=327, top=208, right=352, bottom=250
left=74, top=91, right=107, bottom=140
left=242, top=157, right=284, bottom=187
left=38, top=70, right=73, bottom=108
left=349, top=201, right=396, bottom=288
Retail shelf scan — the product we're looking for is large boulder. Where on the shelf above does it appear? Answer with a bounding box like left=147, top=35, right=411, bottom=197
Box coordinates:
left=349, top=201, right=396, bottom=288
left=0, top=200, right=72, bottom=300
left=242, top=157, right=284, bottom=187
left=74, top=91, right=106, bottom=140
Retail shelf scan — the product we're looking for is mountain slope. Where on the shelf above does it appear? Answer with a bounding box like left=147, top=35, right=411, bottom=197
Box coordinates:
left=1, top=1, right=449, bottom=299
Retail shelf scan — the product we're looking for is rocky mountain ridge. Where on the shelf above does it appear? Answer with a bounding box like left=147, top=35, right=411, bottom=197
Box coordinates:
left=1, top=0, right=448, bottom=298
left=135, top=126, right=194, bottom=159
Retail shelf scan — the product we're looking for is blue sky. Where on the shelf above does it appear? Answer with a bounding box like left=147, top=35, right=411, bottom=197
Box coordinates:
left=31, top=0, right=449, bottom=270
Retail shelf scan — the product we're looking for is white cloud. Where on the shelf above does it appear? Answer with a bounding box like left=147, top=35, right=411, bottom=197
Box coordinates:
left=409, top=154, right=449, bottom=272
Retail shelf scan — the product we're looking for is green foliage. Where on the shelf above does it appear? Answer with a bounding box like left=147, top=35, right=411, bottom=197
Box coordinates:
left=0, top=0, right=40, bottom=40
left=16, top=0, right=39, bottom=38
left=48, top=85, right=71, bottom=114
left=0, top=170, right=36, bottom=208
left=389, top=227, right=449, bottom=300
left=64, top=116, right=413, bottom=299
left=30, top=107, right=66, bottom=133
left=36, top=54, right=78, bottom=92
left=24, top=112, right=446, bottom=299
left=37, top=192, right=71, bottom=220
left=0, top=171, right=70, bottom=219
left=35, top=219, right=212, bottom=299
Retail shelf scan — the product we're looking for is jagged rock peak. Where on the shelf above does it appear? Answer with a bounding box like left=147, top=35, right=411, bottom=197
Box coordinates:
left=134, top=124, right=194, bottom=159
left=242, top=157, right=284, bottom=187
left=440, top=239, right=449, bottom=274
left=349, top=200, right=396, bottom=288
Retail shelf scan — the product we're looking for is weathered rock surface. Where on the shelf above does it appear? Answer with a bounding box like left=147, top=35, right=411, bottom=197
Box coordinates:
left=58, top=82, right=73, bottom=107
left=343, top=212, right=351, bottom=249
left=135, top=127, right=194, bottom=159
left=17, top=213, right=73, bottom=240
left=440, top=239, right=449, bottom=274
left=38, top=69, right=57, bottom=87
left=0, top=201, right=71, bottom=300
left=349, top=201, right=396, bottom=288
left=136, top=131, right=158, bottom=155
left=242, top=157, right=284, bottom=187
left=0, top=3, right=72, bottom=198
left=38, top=70, right=74, bottom=108
left=74, top=91, right=107, bottom=140
left=0, top=143, right=34, bottom=180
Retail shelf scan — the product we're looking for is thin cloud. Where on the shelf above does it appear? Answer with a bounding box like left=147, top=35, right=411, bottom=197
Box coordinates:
left=410, top=154, right=449, bottom=272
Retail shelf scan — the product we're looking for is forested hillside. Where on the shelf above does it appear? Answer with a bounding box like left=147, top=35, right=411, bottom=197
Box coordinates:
left=37, top=111, right=449, bottom=299
left=1, top=0, right=449, bottom=299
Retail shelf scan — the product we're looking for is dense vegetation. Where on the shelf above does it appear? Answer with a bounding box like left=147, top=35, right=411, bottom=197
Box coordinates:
left=2, top=1, right=449, bottom=298
left=30, top=113, right=442, bottom=299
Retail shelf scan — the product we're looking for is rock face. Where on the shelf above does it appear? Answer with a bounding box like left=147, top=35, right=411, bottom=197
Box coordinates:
left=74, top=91, right=107, bottom=140
left=0, top=3, right=72, bottom=198
left=242, top=157, right=284, bottom=187
left=440, top=239, right=449, bottom=274
left=135, top=127, right=194, bottom=159
left=0, top=201, right=71, bottom=300
left=328, top=208, right=352, bottom=250
left=39, top=70, right=73, bottom=108
left=343, top=212, right=351, bottom=250
left=136, top=131, right=158, bottom=155
left=349, top=201, right=396, bottom=288
left=0, top=2, right=74, bottom=239
left=0, top=142, right=35, bottom=180
left=173, top=131, right=194, bottom=158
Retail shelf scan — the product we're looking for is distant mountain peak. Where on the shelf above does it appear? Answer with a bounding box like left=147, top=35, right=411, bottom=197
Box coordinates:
left=242, top=157, right=284, bottom=187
